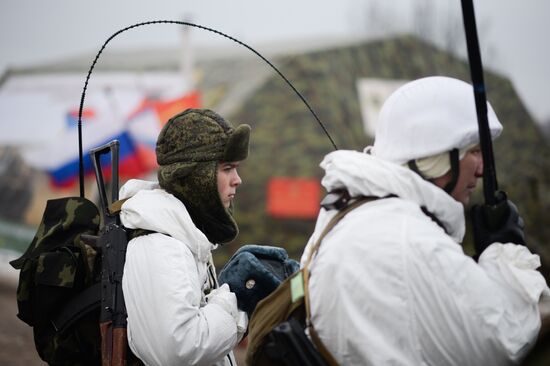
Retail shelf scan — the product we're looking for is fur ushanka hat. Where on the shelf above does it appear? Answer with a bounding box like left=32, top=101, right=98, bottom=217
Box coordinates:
left=156, top=108, right=251, bottom=244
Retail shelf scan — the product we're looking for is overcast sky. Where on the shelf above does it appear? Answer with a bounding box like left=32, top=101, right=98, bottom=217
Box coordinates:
left=1, top=0, right=549, bottom=124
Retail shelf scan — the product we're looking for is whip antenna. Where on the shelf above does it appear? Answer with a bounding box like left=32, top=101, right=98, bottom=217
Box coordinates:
left=461, top=0, right=499, bottom=205
left=77, top=20, right=338, bottom=197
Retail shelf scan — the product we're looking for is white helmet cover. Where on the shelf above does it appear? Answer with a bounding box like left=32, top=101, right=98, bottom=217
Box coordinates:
left=371, top=76, right=503, bottom=164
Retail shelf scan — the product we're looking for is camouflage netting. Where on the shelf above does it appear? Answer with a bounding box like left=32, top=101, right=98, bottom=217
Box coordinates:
left=215, top=36, right=550, bottom=282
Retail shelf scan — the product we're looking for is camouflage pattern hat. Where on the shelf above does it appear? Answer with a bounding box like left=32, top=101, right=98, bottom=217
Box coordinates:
left=156, top=108, right=250, bottom=166
left=156, top=108, right=251, bottom=244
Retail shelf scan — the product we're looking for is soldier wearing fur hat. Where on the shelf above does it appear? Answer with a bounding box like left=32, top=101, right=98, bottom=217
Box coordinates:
left=300, top=77, right=550, bottom=365
left=119, top=108, right=250, bottom=366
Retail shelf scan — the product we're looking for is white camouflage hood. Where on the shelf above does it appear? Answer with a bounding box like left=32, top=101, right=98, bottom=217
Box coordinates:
left=320, top=150, right=466, bottom=242
left=119, top=179, right=215, bottom=263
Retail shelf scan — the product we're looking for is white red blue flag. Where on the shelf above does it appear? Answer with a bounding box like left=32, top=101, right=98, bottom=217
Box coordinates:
left=0, top=73, right=201, bottom=189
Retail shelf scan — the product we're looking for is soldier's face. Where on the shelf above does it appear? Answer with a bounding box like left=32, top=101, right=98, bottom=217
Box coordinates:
left=217, top=161, right=242, bottom=208
left=434, top=145, right=483, bottom=205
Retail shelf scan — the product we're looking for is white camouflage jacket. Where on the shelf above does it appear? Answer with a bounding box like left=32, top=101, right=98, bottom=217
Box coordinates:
left=120, top=179, right=239, bottom=366
left=301, top=150, right=549, bottom=366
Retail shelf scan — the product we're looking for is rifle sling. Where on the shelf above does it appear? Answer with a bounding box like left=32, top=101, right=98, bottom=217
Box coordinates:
left=108, top=198, right=129, bottom=215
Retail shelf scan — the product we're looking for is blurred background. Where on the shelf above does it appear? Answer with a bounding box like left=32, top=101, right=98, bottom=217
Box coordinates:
left=1, top=0, right=549, bottom=365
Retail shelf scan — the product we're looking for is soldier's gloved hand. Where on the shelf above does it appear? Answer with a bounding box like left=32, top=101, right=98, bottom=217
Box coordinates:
left=218, top=244, right=300, bottom=318
left=206, top=284, right=248, bottom=341
left=236, top=310, right=248, bottom=343
left=471, top=191, right=526, bottom=257
left=206, top=283, right=238, bottom=321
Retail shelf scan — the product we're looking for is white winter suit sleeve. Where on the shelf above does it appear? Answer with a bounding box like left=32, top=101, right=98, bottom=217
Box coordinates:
left=122, top=233, right=238, bottom=366
left=407, top=223, right=547, bottom=365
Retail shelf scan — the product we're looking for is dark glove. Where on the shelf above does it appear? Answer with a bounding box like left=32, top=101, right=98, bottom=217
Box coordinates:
left=218, top=244, right=300, bottom=318
left=471, top=191, right=526, bottom=257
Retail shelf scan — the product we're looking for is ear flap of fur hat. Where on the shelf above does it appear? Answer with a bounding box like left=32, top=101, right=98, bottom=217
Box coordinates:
left=158, top=160, right=239, bottom=244
left=157, top=161, right=198, bottom=183
left=223, top=124, right=251, bottom=162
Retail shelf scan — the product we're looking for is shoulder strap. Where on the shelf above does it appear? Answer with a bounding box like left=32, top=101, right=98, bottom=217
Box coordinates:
left=109, top=197, right=158, bottom=240
left=303, top=197, right=373, bottom=270
left=108, top=197, right=130, bottom=215
left=302, top=196, right=377, bottom=366
left=127, top=228, right=157, bottom=240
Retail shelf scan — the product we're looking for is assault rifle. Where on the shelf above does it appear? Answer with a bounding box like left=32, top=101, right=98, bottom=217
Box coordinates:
left=90, top=140, right=131, bottom=366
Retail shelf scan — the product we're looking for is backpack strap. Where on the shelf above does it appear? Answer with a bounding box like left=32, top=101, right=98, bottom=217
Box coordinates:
left=302, top=195, right=378, bottom=366
left=108, top=198, right=130, bottom=215
left=109, top=197, right=158, bottom=241
left=127, top=228, right=157, bottom=241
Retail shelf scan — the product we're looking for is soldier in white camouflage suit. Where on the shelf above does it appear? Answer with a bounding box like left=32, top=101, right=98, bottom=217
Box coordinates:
left=120, top=109, right=250, bottom=366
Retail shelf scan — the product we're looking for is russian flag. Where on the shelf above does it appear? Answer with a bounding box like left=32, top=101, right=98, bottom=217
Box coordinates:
left=20, top=90, right=201, bottom=189
left=20, top=90, right=142, bottom=189
left=49, top=130, right=143, bottom=188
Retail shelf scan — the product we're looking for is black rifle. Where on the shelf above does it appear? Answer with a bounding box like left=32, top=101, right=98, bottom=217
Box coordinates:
left=90, top=140, right=130, bottom=366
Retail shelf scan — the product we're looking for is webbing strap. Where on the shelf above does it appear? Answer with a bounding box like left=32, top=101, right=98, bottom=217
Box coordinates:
left=108, top=198, right=129, bottom=215
left=443, top=148, right=460, bottom=194
left=127, top=228, right=156, bottom=241
left=302, top=196, right=377, bottom=366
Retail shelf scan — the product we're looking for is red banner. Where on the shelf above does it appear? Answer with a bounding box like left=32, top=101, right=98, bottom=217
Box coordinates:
left=267, top=178, right=321, bottom=219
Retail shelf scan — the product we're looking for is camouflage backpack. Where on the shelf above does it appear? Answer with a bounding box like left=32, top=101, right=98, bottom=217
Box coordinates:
left=10, top=196, right=103, bottom=365
left=9, top=141, right=146, bottom=366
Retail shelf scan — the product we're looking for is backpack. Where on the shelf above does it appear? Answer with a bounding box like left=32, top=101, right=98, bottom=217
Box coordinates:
left=246, top=194, right=375, bottom=366
left=10, top=196, right=103, bottom=365
left=10, top=141, right=144, bottom=366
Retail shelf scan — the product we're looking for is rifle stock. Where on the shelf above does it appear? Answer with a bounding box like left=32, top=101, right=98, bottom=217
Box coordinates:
left=100, top=321, right=113, bottom=366
left=100, top=322, right=128, bottom=366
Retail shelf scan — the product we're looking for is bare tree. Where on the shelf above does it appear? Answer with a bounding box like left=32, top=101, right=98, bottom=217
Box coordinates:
left=349, top=0, right=395, bottom=39
left=351, top=0, right=495, bottom=62
left=412, top=0, right=435, bottom=41
left=364, top=0, right=391, bottom=37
